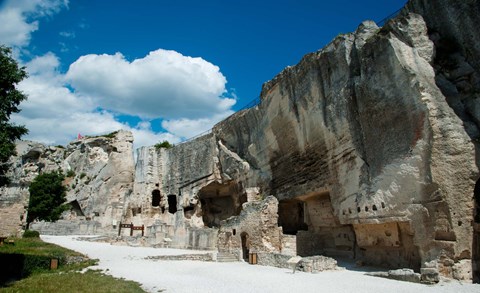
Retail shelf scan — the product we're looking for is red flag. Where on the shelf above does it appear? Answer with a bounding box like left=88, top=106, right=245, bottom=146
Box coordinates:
left=77, top=133, right=83, bottom=140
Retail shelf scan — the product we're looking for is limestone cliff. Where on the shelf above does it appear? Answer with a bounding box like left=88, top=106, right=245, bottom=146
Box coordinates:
left=127, top=0, right=479, bottom=281
left=0, top=130, right=134, bottom=236
left=1, top=0, right=478, bottom=283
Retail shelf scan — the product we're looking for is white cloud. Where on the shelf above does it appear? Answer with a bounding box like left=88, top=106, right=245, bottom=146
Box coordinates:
left=12, top=53, right=184, bottom=149
left=59, top=31, right=75, bottom=38
left=161, top=111, right=233, bottom=139
left=14, top=50, right=236, bottom=149
left=3, top=0, right=236, bottom=149
left=66, top=49, right=236, bottom=120
left=0, top=0, right=68, bottom=47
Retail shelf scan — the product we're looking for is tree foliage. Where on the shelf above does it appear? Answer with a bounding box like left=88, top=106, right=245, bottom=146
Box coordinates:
left=27, top=171, right=68, bottom=229
left=154, top=140, right=174, bottom=149
left=0, top=45, right=28, bottom=187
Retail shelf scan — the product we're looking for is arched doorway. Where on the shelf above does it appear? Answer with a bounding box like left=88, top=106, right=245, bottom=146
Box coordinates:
left=241, top=232, right=249, bottom=261
left=152, top=190, right=161, bottom=207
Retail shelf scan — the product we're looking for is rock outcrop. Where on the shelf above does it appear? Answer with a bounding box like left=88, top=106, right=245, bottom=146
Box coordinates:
left=1, top=0, right=478, bottom=283
left=126, top=0, right=479, bottom=281
left=0, top=130, right=134, bottom=236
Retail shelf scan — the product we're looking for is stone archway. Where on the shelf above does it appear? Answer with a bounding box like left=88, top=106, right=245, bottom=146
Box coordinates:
left=241, top=232, right=250, bottom=261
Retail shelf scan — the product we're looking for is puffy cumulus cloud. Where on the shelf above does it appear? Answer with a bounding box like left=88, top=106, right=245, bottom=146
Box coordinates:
left=0, top=0, right=68, bottom=47
left=17, top=53, right=91, bottom=119
left=130, top=121, right=180, bottom=151
left=65, top=49, right=236, bottom=120
left=161, top=111, right=234, bottom=139
left=12, top=52, right=182, bottom=150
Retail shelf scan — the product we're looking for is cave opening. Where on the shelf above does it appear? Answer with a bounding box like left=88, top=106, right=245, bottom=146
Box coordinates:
left=280, top=191, right=356, bottom=259
left=198, top=181, right=246, bottom=228
left=183, top=204, right=195, bottom=219
left=167, top=195, right=177, bottom=214
left=152, top=190, right=161, bottom=207
left=278, top=199, right=307, bottom=235
left=69, top=200, right=84, bottom=217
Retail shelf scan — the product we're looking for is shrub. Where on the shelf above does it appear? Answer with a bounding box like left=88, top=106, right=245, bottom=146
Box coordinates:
left=27, top=171, right=68, bottom=229
left=79, top=173, right=86, bottom=179
left=23, top=230, right=40, bottom=238
left=66, top=170, right=75, bottom=178
left=154, top=140, right=174, bottom=149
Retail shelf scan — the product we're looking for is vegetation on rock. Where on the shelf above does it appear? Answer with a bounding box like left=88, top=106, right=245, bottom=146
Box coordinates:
left=154, top=140, right=174, bottom=149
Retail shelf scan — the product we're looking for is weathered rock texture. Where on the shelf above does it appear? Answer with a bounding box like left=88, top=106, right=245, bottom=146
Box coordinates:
left=0, top=130, right=134, bottom=236
left=1, top=0, right=478, bottom=283
left=126, top=0, right=479, bottom=281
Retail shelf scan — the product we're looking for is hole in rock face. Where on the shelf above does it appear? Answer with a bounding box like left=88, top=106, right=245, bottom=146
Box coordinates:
left=278, top=199, right=308, bottom=235
left=198, top=181, right=246, bottom=228
left=373, top=205, right=377, bottom=211
left=152, top=190, right=161, bottom=207
left=168, top=195, right=177, bottom=214
left=183, top=205, right=195, bottom=219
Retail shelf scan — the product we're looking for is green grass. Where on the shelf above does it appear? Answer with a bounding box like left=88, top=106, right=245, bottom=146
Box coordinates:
left=0, top=270, right=146, bottom=293
left=0, top=238, right=146, bottom=293
left=0, top=237, right=80, bottom=258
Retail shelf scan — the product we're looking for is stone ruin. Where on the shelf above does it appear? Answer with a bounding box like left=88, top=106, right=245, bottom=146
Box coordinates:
left=1, top=0, right=479, bottom=283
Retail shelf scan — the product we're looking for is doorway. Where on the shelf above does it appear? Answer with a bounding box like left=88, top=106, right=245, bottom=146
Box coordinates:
left=241, top=232, right=250, bottom=261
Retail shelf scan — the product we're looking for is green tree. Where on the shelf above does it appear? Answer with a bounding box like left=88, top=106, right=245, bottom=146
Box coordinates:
left=27, top=171, right=68, bottom=229
left=0, top=45, right=28, bottom=187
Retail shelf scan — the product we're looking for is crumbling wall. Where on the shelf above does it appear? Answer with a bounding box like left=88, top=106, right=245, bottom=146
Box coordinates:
left=217, top=196, right=282, bottom=261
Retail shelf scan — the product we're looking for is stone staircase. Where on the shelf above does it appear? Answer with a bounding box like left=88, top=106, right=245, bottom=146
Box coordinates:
left=217, top=252, right=238, bottom=262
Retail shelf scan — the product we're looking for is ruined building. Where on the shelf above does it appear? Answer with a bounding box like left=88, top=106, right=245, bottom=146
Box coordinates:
left=1, top=0, right=479, bottom=283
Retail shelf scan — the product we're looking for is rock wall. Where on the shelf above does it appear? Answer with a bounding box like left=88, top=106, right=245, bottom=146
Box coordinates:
left=0, top=130, right=134, bottom=236
left=128, top=1, right=479, bottom=281
left=1, top=0, right=478, bottom=282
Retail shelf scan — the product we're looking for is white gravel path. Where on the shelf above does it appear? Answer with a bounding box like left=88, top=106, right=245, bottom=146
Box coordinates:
left=42, top=235, right=480, bottom=293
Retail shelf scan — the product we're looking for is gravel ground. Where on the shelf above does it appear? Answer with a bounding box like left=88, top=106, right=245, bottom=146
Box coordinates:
left=42, top=235, right=480, bottom=293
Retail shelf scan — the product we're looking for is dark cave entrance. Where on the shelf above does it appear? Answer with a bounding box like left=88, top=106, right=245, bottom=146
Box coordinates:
left=167, top=195, right=177, bottom=214
left=152, top=190, right=161, bottom=207
left=279, top=191, right=356, bottom=259
left=69, top=200, right=84, bottom=217
left=278, top=199, right=307, bottom=235
left=198, top=181, right=247, bottom=228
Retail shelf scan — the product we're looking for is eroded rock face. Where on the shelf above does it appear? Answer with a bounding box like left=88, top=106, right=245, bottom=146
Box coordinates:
left=0, top=130, right=134, bottom=236
left=128, top=2, right=479, bottom=281
left=1, top=0, right=478, bottom=282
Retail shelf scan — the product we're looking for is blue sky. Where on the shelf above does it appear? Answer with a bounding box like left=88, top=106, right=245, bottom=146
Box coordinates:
left=1, top=0, right=406, bottom=149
